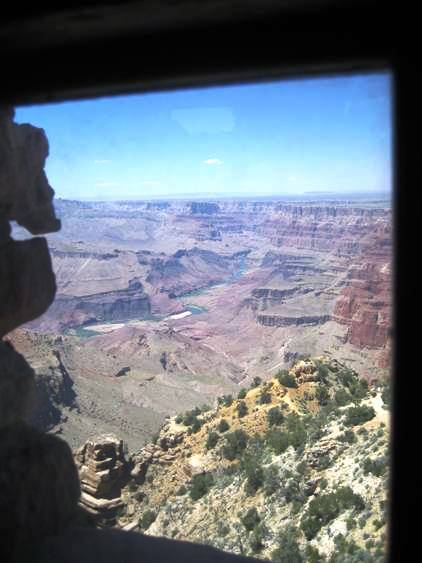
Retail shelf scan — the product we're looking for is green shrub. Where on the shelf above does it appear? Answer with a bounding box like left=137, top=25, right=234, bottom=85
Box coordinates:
left=362, top=456, right=387, bottom=477
left=381, top=378, right=391, bottom=408
left=296, top=461, right=310, bottom=477
left=238, top=388, right=247, bottom=400
left=266, top=429, right=289, bottom=454
left=175, top=485, right=187, bottom=496
left=175, top=414, right=183, bottom=424
left=283, top=478, right=306, bottom=505
left=251, top=376, right=262, bottom=388
left=218, top=394, right=233, bottom=407
left=190, top=472, right=214, bottom=501
left=346, top=516, right=356, bottom=530
left=330, top=534, right=378, bottom=562
left=267, top=406, right=284, bottom=426
left=241, top=507, right=260, bottom=531
left=276, top=370, right=297, bottom=388
left=315, top=385, right=330, bottom=406
left=286, top=417, right=307, bottom=450
left=336, top=486, right=365, bottom=511
left=344, top=405, right=376, bottom=427
left=315, top=363, right=330, bottom=384
left=337, top=429, right=356, bottom=444
left=305, top=545, right=325, bottom=563
left=334, top=388, right=352, bottom=406
left=257, top=391, right=272, bottom=405
left=337, top=368, right=356, bottom=388
left=319, top=478, right=328, bottom=490
left=139, top=510, right=156, bottom=530
left=301, top=486, right=364, bottom=540
left=337, top=369, right=369, bottom=400
left=249, top=525, right=265, bottom=553
left=182, top=408, right=201, bottom=426
left=244, top=461, right=264, bottom=495
left=218, top=418, right=230, bottom=433
left=373, top=518, right=385, bottom=530
left=217, top=522, right=230, bottom=537
left=191, top=417, right=203, bottom=433
left=205, top=431, right=219, bottom=450
left=236, top=400, right=248, bottom=418
left=222, top=429, right=248, bottom=461
left=263, top=465, right=279, bottom=496
left=271, top=525, right=303, bottom=563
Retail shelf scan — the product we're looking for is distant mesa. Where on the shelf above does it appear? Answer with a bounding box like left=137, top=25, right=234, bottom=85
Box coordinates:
left=190, top=201, right=220, bottom=215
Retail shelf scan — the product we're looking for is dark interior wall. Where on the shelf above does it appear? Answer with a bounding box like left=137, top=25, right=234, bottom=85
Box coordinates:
left=1, top=2, right=420, bottom=561
left=2, top=1, right=392, bottom=106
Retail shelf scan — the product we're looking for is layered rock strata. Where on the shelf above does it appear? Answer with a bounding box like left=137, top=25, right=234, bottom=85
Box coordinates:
left=332, top=226, right=392, bottom=358
left=75, top=436, right=130, bottom=527
left=257, top=313, right=330, bottom=327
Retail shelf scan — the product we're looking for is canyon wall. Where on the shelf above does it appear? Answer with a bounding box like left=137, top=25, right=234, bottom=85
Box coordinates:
left=332, top=225, right=392, bottom=362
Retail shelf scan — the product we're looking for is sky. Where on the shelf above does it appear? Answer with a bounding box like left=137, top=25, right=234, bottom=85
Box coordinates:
left=15, top=72, right=392, bottom=200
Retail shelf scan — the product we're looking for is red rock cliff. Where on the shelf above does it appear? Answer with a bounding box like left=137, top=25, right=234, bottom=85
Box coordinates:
left=332, top=225, right=392, bottom=360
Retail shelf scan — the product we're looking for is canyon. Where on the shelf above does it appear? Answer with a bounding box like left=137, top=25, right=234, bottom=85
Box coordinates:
left=9, top=195, right=392, bottom=450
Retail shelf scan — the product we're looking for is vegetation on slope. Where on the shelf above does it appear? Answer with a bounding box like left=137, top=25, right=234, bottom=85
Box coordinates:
left=119, top=357, right=390, bottom=562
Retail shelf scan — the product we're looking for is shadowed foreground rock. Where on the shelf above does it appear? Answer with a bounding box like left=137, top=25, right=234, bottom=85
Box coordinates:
left=22, top=528, right=262, bottom=563
left=0, top=423, right=260, bottom=563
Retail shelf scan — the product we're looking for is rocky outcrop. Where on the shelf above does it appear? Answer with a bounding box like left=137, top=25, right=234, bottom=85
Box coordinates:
left=131, top=429, right=185, bottom=478
left=257, top=313, right=330, bottom=327
left=245, top=286, right=313, bottom=311
left=0, top=107, right=60, bottom=235
left=51, top=249, right=119, bottom=260
left=75, top=436, right=130, bottom=527
left=290, top=359, right=319, bottom=383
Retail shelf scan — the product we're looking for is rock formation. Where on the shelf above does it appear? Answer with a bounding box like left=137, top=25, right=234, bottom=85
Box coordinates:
left=75, top=436, right=130, bottom=527
left=257, top=313, right=330, bottom=327
left=40, top=280, right=151, bottom=331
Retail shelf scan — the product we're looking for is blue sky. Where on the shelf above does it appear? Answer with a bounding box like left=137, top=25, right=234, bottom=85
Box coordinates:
left=16, top=72, right=392, bottom=200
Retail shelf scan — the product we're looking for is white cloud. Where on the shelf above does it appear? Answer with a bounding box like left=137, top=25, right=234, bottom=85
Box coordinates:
left=94, top=159, right=111, bottom=164
left=203, top=158, right=223, bottom=166
left=95, top=181, right=119, bottom=188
